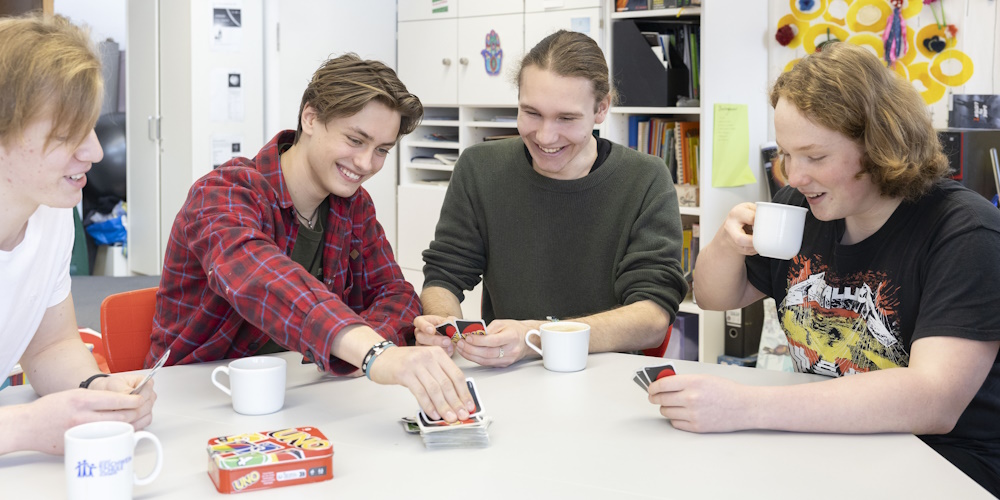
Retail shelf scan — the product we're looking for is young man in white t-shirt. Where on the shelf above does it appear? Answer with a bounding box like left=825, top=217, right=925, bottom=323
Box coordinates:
left=0, top=13, right=156, bottom=455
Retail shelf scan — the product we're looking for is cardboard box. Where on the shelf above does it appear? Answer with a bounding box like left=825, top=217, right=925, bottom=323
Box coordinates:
left=207, top=427, right=333, bottom=494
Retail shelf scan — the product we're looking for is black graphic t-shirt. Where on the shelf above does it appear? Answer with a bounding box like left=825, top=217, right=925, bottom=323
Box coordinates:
left=746, top=181, right=1000, bottom=493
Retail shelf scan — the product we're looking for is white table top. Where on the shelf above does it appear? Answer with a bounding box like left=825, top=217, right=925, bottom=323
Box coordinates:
left=0, top=351, right=991, bottom=499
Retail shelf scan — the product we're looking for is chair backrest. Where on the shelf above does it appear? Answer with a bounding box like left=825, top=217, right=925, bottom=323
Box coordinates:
left=642, top=324, right=674, bottom=358
left=99, top=287, right=158, bottom=373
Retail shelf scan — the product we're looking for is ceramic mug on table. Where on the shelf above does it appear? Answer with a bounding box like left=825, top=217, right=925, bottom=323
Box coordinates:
left=211, top=356, right=287, bottom=415
left=752, top=202, right=808, bottom=260
left=64, top=421, right=163, bottom=500
left=525, top=321, right=591, bottom=372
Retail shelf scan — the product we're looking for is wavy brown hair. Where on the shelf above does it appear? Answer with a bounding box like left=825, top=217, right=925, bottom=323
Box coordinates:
left=770, top=42, right=948, bottom=200
left=0, top=13, right=102, bottom=149
left=294, top=53, right=423, bottom=144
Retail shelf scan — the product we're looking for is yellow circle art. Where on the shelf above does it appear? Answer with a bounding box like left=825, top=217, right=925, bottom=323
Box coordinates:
left=915, top=24, right=957, bottom=60
left=892, top=60, right=909, bottom=80
left=784, top=58, right=802, bottom=73
left=790, top=0, right=828, bottom=21
left=847, top=32, right=884, bottom=60
left=803, top=23, right=850, bottom=53
left=908, top=62, right=946, bottom=105
left=777, top=13, right=810, bottom=49
left=900, top=0, right=922, bottom=19
left=822, top=0, right=854, bottom=26
left=846, top=0, right=890, bottom=33
left=930, top=49, right=974, bottom=87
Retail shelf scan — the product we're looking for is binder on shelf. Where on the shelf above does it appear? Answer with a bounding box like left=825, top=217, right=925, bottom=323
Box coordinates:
left=725, top=300, right=764, bottom=358
left=612, top=20, right=690, bottom=107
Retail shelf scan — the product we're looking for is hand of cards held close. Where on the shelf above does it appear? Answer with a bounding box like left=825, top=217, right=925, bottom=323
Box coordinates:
left=434, top=319, right=487, bottom=344
left=633, top=363, right=676, bottom=392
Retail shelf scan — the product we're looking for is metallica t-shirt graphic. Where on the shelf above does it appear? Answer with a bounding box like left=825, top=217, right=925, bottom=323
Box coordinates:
left=779, top=257, right=909, bottom=378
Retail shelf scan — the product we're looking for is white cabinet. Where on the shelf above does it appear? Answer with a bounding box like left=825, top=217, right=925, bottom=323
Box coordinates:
left=126, top=0, right=264, bottom=275
left=603, top=3, right=769, bottom=363
left=397, top=4, right=524, bottom=107
left=524, top=1, right=601, bottom=49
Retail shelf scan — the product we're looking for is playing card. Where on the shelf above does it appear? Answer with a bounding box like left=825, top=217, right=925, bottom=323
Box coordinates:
left=455, top=319, right=487, bottom=338
left=434, top=321, right=462, bottom=343
left=633, top=373, right=649, bottom=391
left=131, top=348, right=170, bottom=394
left=637, top=369, right=651, bottom=387
left=644, top=363, right=677, bottom=383
left=419, top=378, right=484, bottom=423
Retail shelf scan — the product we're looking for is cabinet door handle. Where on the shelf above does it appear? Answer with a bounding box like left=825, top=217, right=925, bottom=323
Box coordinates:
left=442, top=58, right=452, bottom=66
left=147, top=115, right=161, bottom=141
left=459, top=57, right=469, bottom=66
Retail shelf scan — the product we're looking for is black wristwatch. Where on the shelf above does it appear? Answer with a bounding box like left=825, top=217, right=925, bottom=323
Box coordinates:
left=79, top=373, right=110, bottom=389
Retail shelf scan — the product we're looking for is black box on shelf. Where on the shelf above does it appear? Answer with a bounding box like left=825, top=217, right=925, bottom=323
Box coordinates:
left=612, top=20, right=690, bottom=107
left=938, top=129, right=1000, bottom=201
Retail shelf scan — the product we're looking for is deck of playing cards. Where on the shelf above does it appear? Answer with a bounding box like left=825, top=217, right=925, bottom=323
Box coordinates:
left=434, top=319, right=487, bottom=344
left=401, top=378, right=492, bottom=449
left=633, top=363, right=677, bottom=391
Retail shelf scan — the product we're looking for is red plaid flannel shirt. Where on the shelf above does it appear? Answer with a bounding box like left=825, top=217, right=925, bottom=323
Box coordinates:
left=147, top=130, right=418, bottom=374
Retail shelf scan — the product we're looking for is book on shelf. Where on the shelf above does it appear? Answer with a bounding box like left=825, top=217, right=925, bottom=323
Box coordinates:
left=616, top=0, right=649, bottom=12
left=433, top=153, right=458, bottom=165
left=650, top=0, right=680, bottom=8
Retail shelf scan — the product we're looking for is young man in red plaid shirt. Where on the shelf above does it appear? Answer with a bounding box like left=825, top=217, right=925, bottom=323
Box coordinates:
left=148, top=54, right=475, bottom=423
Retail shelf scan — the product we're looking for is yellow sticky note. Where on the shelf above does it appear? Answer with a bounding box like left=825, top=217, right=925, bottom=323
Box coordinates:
left=712, top=103, right=756, bottom=188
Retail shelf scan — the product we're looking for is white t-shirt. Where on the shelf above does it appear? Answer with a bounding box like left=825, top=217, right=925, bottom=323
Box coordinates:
left=0, top=205, right=74, bottom=379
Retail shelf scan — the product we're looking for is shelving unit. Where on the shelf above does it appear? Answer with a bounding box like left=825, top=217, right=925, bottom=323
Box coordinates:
left=602, top=2, right=769, bottom=363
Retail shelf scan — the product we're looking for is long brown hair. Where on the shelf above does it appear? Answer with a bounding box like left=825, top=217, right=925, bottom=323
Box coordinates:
left=517, top=30, right=617, bottom=111
left=770, top=42, right=948, bottom=200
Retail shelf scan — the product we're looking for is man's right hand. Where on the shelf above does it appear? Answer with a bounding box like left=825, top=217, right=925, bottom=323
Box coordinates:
left=367, top=344, right=475, bottom=423
left=413, top=314, right=458, bottom=355
left=17, top=388, right=148, bottom=455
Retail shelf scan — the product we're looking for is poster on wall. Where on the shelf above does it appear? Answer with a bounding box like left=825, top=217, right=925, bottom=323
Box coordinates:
left=212, top=136, right=244, bottom=169
left=211, top=69, right=244, bottom=122
left=212, top=1, right=243, bottom=52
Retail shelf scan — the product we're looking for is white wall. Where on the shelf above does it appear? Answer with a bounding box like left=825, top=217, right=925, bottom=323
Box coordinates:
left=54, top=0, right=127, bottom=48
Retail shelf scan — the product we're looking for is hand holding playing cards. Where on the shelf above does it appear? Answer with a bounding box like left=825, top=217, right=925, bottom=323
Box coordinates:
left=413, top=314, right=458, bottom=355
left=647, top=374, right=754, bottom=433
left=367, top=345, right=476, bottom=423
left=456, top=319, right=542, bottom=368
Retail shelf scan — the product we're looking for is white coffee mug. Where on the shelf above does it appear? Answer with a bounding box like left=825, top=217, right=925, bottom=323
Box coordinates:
left=64, top=421, right=163, bottom=500
left=525, top=321, right=591, bottom=372
left=211, top=356, right=286, bottom=415
left=752, top=202, right=808, bottom=260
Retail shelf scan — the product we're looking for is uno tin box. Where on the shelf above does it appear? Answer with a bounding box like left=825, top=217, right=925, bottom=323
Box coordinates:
left=207, top=427, right=333, bottom=494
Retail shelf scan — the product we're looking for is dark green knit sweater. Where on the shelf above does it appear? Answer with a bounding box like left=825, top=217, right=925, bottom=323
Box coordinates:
left=423, top=137, right=687, bottom=323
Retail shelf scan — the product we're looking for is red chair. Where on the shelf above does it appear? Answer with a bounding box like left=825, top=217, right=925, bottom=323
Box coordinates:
left=99, top=287, right=158, bottom=373
left=642, top=324, right=674, bottom=358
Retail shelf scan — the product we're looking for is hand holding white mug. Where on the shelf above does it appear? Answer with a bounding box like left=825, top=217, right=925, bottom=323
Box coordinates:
left=752, top=202, right=808, bottom=259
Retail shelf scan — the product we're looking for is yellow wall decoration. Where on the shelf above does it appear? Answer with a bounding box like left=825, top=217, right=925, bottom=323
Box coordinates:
left=778, top=0, right=973, bottom=105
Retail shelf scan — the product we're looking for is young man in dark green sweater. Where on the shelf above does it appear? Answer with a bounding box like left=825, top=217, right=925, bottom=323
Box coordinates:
left=414, top=31, right=688, bottom=367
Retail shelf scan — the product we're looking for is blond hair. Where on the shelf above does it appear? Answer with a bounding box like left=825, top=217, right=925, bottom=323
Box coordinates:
left=0, top=13, right=102, bottom=149
left=294, top=53, right=422, bottom=144
left=770, top=42, right=948, bottom=200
